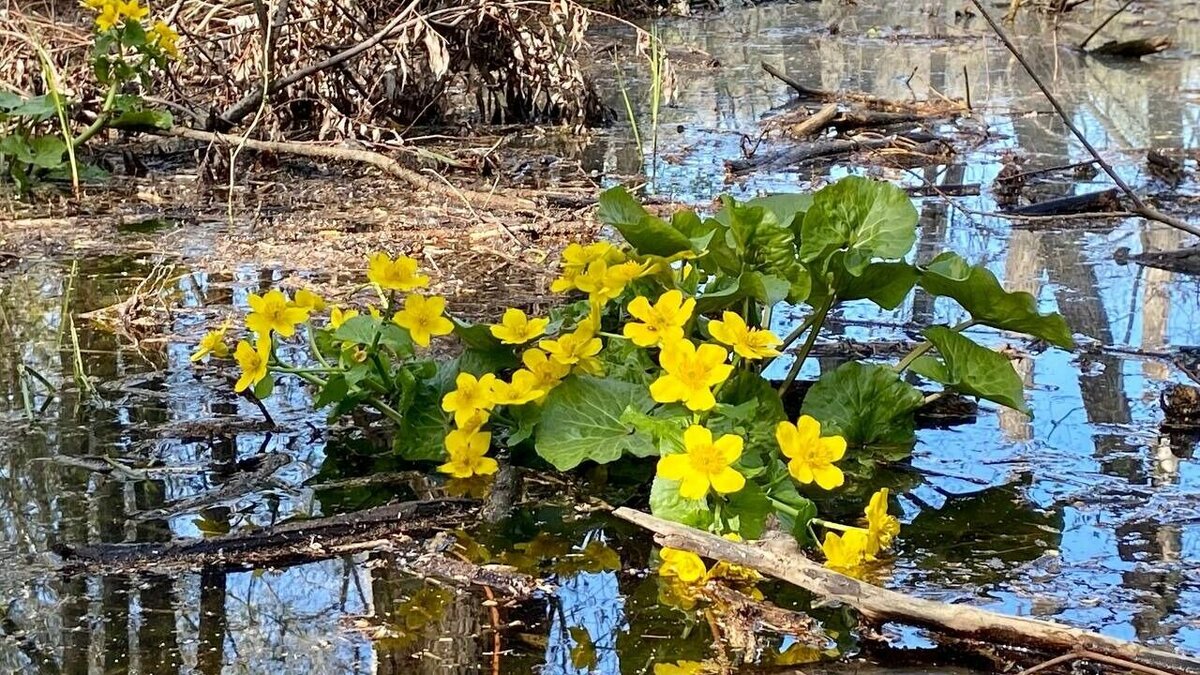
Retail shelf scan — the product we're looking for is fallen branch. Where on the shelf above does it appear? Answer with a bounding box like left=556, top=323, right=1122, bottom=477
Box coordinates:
left=726, top=131, right=943, bottom=174
left=1078, top=0, right=1136, bottom=50
left=1090, top=36, right=1172, bottom=58
left=160, top=127, right=538, bottom=212
left=613, top=507, right=1200, bottom=675
left=762, top=62, right=949, bottom=114
left=782, top=102, right=838, bottom=138
left=968, top=0, right=1200, bottom=239
left=1009, top=188, right=1122, bottom=216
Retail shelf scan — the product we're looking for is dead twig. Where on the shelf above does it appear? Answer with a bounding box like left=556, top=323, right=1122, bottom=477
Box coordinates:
left=969, top=0, right=1200, bottom=238
left=1079, top=0, right=1136, bottom=51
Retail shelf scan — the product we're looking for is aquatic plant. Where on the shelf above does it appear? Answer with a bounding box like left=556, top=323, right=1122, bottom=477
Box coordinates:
left=193, top=175, right=1072, bottom=578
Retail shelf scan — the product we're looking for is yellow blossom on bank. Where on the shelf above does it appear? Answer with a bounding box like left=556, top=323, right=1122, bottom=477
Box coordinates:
left=117, top=0, right=148, bottom=21
left=292, top=288, right=325, bottom=312
left=367, top=252, right=429, bottom=291
left=821, top=529, right=871, bottom=574
left=328, top=306, right=359, bottom=329
left=438, top=429, right=498, bottom=478
left=521, top=348, right=570, bottom=392
left=441, top=372, right=498, bottom=426
left=391, top=294, right=453, bottom=347
left=539, top=323, right=603, bottom=376
left=551, top=242, right=625, bottom=293
left=246, top=290, right=310, bottom=337
left=864, top=488, right=901, bottom=556
left=149, top=20, right=180, bottom=59
left=656, top=425, right=745, bottom=500
left=190, top=320, right=231, bottom=362
left=624, top=290, right=695, bottom=348
left=489, top=308, right=549, bottom=345
left=658, top=547, right=706, bottom=584
left=455, top=409, right=490, bottom=434
left=649, top=339, right=733, bottom=411
left=94, top=3, right=120, bottom=30
left=775, top=414, right=847, bottom=490
left=490, top=369, right=547, bottom=406
left=233, top=337, right=271, bottom=393
left=707, top=311, right=782, bottom=360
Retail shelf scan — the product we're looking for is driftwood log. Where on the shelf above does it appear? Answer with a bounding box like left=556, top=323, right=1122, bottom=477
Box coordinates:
left=727, top=130, right=943, bottom=174
left=1090, top=36, right=1172, bottom=58
left=614, top=507, right=1200, bottom=675
left=1009, top=188, right=1122, bottom=217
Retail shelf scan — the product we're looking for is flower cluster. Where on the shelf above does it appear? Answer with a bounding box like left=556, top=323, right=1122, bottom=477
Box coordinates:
left=655, top=541, right=762, bottom=610
left=81, top=0, right=180, bottom=59
left=818, top=488, right=902, bottom=575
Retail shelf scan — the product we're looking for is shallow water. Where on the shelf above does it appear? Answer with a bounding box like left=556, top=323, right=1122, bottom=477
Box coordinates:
left=3, top=0, right=1200, bottom=672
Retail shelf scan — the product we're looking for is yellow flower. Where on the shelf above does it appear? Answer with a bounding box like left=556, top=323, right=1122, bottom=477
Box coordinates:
left=656, top=425, right=745, bottom=500
left=149, top=20, right=180, bottom=59
left=117, top=0, right=148, bottom=21
left=539, top=323, right=603, bottom=376
left=455, top=408, right=490, bottom=434
left=624, top=290, right=694, bottom=348
left=94, top=3, right=120, bottom=31
left=367, top=252, right=429, bottom=291
left=864, top=488, right=900, bottom=556
left=82, top=0, right=106, bottom=9
left=649, top=339, right=733, bottom=411
left=775, top=415, right=847, bottom=490
left=551, top=242, right=626, bottom=293
left=190, top=320, right=230, bottom=362
left=246, top=290, right=310, bottom=338
left=521, top=347, right=570, bottom=391
left=391, top=295, right=454, bottom=347
left=654, top=662, right=710, bottom=675
left=821, top=529, right=871, bottom=574
left=441, top=372, right=498, bottom=426
left=292, top=288, right=325, bottom=312
left=328, top=306, right=359, bottom=329
left=438, top=429, right=498, bottom=478
left=709, top=534, right=762, bottom=591
left=658, top=547, right=706, bottom=583
left=489, top=308, right=548, bottom=344
left=707, top=311, right=782, bottom=360
left=233, top=337, right=271, bottom=393
left=490, top=370, right=547, bottom=406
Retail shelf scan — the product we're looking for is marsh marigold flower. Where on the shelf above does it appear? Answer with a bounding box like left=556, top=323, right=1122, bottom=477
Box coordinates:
left=233, top=337, right=271, bottom=393
left=367, top=252, right=429, bottom=291
left=649, top=339, right=733, bottom=411
left=707, top=311, right=782, bottom=360
left=521, top=348, right=570, bottom=392
left=864, top=488, right=900, bottom=556
left=490, top=308, right=548, bottom=344
left=656, top=425, right=745, bottom=500
left=149, top=20, right=180, bottom=59
left=438, top=429, right=498, bottom=478
left=551, top=242, right=625, bottom=293
left=442, top=372, right=498, bottom=426
left=292, top=288, right=325, bottom=312
left=246, top=290, right=310, bottom=338
left=624, top=290, right=694, bottom=348
left=328, top=306, right=359, bottom=330
left=392, top=294, right=453, bottom=347
left=117, top=0, right=147, bottom=20
left=94, top=2, right=121, bottom=30
left=539, top=323, right=603, bottom=375
left=191, top=321, right=231, bottom=362
left=821, top=529, right=871, bottom=574
left=657, top=547, right=706, bottom=584
left=775, top=414, right=847, bottom=490
left=490, top=370, right=547, bottom=406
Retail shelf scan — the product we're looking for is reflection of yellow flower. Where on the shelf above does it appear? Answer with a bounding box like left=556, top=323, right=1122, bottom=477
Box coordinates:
left=521, top=348, right=570, bottom=393
left=864, top=488, right=900, bottom=556
left=391, top=295, right=454, bottom=347
left=658, top=547, right=706, bottom=583
left=441, top=373, right=498, bottom=426
left=292, top=288, right=325, bottom=312
left=438, top=429, right=498, bottom=478
left=624, top=290, right=694, bottom=348
left=656, top=425, right=745, bottom=500
left=367, top=252, right=429, bottom=291
left=775, top=415, right=846, bottom=490
left=707, top=311, right=782, bottom=360
left=233, top=338, right=270, bottom=392
left=490, top=369, right=547, bottom=406
left=539, top=323, right=603, bottom=375
left=649, top=339, right=732, bottom=411
left=489, top=308, right=548, bottom=344
left=246, top=290, right=310, bottom=337
left=821, top=529, right=871, bottom=574
left=654, top=661, right=710, bottom=675
left=776, top=643, right=824, bottom=666
left=328, top=306, right=359, bottom=329
left=191, top=321, right=230, bottom=362
left=149, top=20, right=180, bottom=59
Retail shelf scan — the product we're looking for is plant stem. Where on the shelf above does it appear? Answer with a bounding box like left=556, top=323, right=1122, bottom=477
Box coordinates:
left=306, top=326, right=332, bottom=369
left=777, top=296, right=834, bottom=396
left=769, top=497, right=799, bottom=517
left=811, top=518, right=858, bottom=532
left=282, top=368, right=406, bottom=425
left=776, top=312, right=817, bottom=353
left=893, top=319, right=978, bottom=373
left=72, top=81, right=119, bottom=149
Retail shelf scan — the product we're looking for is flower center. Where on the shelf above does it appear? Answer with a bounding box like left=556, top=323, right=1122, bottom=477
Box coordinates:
left=688, top=443, right=725, bottom=474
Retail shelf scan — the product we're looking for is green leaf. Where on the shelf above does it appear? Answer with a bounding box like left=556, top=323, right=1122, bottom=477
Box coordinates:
left=0, top=92, right=22, bottom=111
left=396, top=382, right=452, bottom=462
left=915, top=326, right=1029, bottom=414
left=110, top=108, right=174, bottom=132
left=315, top=374, right=349, bottom=409
left=377, top=324, right=414, bottom=357
left=121, top=20, right=147, bottom=48
left=716, top=196, right=810, bottom=303
left=620, top=407, right=687, bottom=454
left=832, top=258, right=919, bottom=310
left=919, top=252, right=1073, bottom=348
left=799, top=176, right=918, bottom=274
left=799, top=362, right=923, bottom=446
left=452, top=317, right=504, bottom=350
left=762, top=460, right=818, bottom=544
left=597, top=186, right=693, bottom=257
left=649, top=476, right=714, bottom=529
left=746, top=193, right=813, bottom=238
left=723, top=480, right=771, bottom=539
left=694, top=274, right=745, bottom=313
left=7, top=94, right=59, bottom=119
left=534, top=375, right=656, bottom=470
left=253, top=373, right=275, bottom=400
left=332, top=315, right=381, bottom=345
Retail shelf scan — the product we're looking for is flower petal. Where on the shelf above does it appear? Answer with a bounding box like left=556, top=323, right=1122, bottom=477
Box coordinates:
left=656, top=454, right=689, bottom=481
left=709, top=467, right=745, bottom=495
left=713, top=434, right=744, bottom=463
left=650, top=375, right=687, bottom=404
left=812, top=464, right=845, bottom=490
left=678, top=473, right=710, bottom=500
left=682, top=425, right=713, bottom=452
